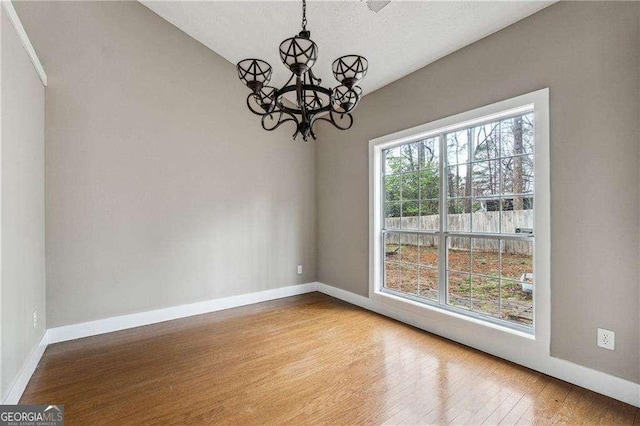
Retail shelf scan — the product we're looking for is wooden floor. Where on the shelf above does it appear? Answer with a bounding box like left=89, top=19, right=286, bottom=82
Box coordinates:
left=22, top=293, right=638, bottom=425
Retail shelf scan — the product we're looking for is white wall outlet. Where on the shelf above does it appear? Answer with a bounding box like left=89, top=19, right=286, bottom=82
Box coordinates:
left=597, top=328, right=615, bottom=350
left=33, top=310, right=38, bottom=329
left=297, top=265, right=303, bottom=275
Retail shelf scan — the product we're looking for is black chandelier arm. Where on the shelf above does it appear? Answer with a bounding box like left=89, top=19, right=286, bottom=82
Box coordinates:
left=245, top=91, right=301, bottom=134
left=307, top=68, right=322, bottom=86
left=313, top=110, right=354, bottom=131
left=261, top=110, right=299, bottom=133
left=246, top=93, right=268, bottom=116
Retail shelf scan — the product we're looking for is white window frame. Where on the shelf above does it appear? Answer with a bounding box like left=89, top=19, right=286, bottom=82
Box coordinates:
left=369, top=89, right=550, bottom=342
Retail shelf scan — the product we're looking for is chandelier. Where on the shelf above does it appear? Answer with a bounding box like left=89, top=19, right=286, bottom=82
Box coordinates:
left=236, top=0, right=368, bottom=141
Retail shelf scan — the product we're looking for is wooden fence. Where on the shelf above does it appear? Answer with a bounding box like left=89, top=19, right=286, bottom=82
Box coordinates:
left=385, top=210, right=533, bottom=255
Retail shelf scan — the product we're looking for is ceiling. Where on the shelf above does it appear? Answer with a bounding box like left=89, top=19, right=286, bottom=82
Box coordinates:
left=141, top=1, right=555, bottom=97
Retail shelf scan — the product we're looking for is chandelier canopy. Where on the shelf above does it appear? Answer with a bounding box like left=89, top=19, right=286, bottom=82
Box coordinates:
left=236, top=0, right=368, bottom=141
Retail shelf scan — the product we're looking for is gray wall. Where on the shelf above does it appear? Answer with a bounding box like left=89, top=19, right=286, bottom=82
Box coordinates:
left=0, top=9, right=46, bottom=399
left=317, top=2, right=640, bottom=383
left=14, top=1, right=316, bottom=328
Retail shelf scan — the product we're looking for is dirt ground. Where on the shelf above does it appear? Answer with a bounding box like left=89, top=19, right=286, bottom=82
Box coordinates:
left=384, top=245, right=533, bottom=326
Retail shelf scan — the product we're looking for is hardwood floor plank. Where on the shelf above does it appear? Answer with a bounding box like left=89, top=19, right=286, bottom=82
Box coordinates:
left=549, top=385, right=611, bottom=425
left=510, top=378, right=572, bottom=425
left=596, top=396, right=638, bottom=425
left=19, top=293, right=637, bottom=425
left=484, top=373, right=550, bottom=424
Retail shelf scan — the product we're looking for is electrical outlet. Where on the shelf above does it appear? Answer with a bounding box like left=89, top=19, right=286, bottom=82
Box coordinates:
left=33, top=310, right=38, bottom=329
left=297, top=265, right=303, bottom=275
left=597, top=328, right=615, bottom=350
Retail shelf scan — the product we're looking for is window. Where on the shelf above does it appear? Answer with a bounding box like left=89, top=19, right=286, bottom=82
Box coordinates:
left=370, top=90, right=548, bottom=334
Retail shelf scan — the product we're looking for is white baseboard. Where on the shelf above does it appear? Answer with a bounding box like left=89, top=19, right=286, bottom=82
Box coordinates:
left=48, top=282, right=318, bottom=344
left=315, top=282, right=640, bottom=408
left=2, top=332, right=48, bottom=405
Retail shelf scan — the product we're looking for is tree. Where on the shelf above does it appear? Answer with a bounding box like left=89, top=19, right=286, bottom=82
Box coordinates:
left=385, top=113, right=534, bottom=219
left=512, top=117, right=524, bottom=210
left=384, top=140, right=439, bottom=218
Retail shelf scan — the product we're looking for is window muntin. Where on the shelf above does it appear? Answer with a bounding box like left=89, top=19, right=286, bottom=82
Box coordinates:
left=381, top=111, right=535, bottom=330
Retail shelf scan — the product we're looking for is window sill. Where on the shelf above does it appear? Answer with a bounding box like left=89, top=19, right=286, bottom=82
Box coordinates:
left=371, top=289, right=536, bottom=340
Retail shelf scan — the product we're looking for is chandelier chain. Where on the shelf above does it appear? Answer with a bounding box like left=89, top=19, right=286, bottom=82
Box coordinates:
left=302, top=0, right=307, bottom=31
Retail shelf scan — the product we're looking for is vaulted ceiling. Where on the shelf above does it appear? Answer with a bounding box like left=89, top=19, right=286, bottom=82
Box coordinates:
left=142, top=1, right=555, bottom=96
